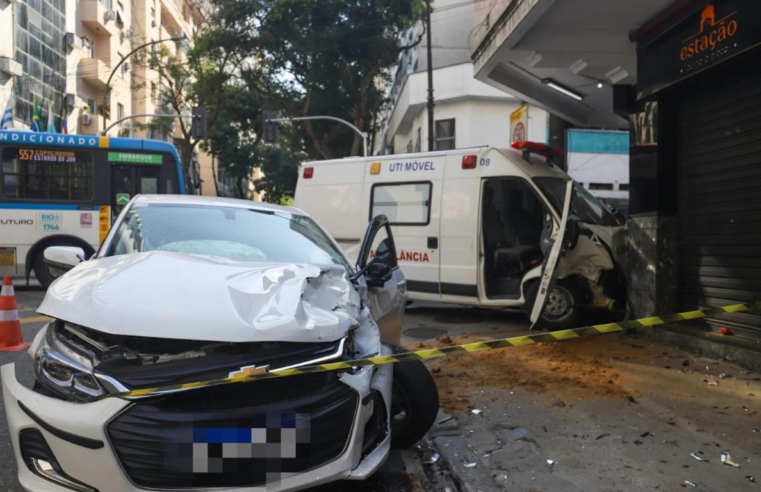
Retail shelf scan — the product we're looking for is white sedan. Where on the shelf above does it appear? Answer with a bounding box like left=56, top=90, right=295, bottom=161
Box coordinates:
left=2, top=195, right=439, bottom=492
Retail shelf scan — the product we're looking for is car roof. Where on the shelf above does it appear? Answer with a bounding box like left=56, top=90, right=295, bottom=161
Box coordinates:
left=133, top=194, right=306, bottom=215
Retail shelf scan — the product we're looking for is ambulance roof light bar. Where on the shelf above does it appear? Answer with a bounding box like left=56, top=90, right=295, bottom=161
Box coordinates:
left=511, top=141, right=564, bottom=165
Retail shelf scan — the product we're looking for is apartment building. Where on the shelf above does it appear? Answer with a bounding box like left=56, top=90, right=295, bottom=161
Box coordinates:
left=376, top=0, right=545, bottom=156
left=0, top=0, right=230, bottom=194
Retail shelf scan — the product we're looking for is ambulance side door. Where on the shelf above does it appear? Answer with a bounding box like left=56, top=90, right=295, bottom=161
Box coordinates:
left=362, top=158, right=443, bottom=301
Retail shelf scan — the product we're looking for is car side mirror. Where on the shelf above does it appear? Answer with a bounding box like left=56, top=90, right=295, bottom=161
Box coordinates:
left=365, top=262, right=393, bottom=288
left=43, top=246, right=85, bottom=280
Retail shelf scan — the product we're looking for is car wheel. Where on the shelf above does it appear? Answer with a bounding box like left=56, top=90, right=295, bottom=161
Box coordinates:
left=525, top=279, right=581, bottom=331
left=386, top=344, right=439, bottom=448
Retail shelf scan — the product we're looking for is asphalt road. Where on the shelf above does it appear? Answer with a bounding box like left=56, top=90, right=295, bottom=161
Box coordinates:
left=0, top=285, right=419, bottom=492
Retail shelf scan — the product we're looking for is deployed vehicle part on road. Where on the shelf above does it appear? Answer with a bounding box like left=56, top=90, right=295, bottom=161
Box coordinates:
left=294, top=143, right=628, bottom=330
left=1, top=195, right=439, bottom=492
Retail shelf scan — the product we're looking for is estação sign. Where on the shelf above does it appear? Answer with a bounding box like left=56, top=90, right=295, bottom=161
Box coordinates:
left=637, top=0, right=761, bottom=100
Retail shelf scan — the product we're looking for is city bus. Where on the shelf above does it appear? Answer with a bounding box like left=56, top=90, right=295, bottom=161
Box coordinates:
left=0, top=130, right=185, bottom=287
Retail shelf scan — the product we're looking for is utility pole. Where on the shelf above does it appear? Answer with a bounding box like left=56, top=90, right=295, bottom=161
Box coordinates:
left=425, top=0, right=435, bottom=151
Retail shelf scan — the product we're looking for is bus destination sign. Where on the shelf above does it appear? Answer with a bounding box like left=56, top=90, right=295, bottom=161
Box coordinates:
left=108, top=152, right=163, bottom=165
left=18, top=148, right=77, bottom=163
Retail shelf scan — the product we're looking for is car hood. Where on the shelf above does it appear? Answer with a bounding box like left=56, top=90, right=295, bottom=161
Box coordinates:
left=38, top=252, right=361, bottom=343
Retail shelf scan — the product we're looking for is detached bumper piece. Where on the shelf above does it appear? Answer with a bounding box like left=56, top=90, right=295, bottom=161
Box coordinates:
left=20, top=428, right=99, bottom=492
left=108, top=373, right=358, bottom=489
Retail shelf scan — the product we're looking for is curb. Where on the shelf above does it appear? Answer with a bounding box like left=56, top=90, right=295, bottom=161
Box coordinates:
left=432, top=435, right=497, bottom=492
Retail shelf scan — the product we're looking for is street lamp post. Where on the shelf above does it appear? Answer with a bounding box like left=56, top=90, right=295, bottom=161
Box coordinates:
left=102, top=34, right=186, bottom=132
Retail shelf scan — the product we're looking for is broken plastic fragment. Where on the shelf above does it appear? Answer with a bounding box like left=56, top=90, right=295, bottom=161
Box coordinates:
left=471, top=409, right=482, bottom=415
left=690, top=453, right=704, bottom=461
left=721, top=452, right=740, bottom=468
left=684, top=481, right=697, bottom=487
left=708, top=380, right=719, bottom=386
left=463, top=462, right=477, bottom=468
left=547, top=460, right=555, bottom=465
left=424, top=453, right=440, bottom=465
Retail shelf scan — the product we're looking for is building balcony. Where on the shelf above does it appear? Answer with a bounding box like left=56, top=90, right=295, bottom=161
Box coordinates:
left=79, top=0, right=120, bottom=37
left=78, top=58, right=111, bottom=90
left=160, top=0, right=189, bottom=37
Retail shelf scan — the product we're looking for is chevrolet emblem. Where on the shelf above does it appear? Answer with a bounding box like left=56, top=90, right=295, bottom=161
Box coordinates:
left=229, top=365, right=270, bottom=378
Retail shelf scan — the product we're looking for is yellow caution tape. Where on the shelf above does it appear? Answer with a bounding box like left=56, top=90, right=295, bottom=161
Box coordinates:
left=104, top=301, right=761, bottom=400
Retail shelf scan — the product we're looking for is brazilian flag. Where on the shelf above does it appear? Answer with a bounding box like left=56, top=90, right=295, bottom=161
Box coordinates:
left=31, top=99, right=42, bottom=132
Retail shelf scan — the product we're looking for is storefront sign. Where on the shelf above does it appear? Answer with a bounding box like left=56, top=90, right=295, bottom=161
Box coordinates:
left=510, top=104, right=529, bottom=144
left=638, top=0, right=761, bottom=99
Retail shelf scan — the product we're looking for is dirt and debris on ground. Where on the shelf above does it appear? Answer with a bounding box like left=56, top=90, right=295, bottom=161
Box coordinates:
left=402, top=305, right=761, bottom=492
left=419, top=335, right=630, bottom=413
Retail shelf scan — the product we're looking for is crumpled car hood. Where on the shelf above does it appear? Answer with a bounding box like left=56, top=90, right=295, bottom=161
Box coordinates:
left=38, top=251, right=360, bottom=343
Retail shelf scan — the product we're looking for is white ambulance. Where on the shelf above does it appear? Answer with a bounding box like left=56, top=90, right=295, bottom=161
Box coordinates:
left=294, top=143, right=628, bottom=329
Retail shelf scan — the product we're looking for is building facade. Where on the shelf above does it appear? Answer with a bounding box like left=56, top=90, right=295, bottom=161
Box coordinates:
left=376, top=0, right=548, bottom=156
left=0, top=0, right=225, bottom=196
left=469, top=0, right=761, bottom=347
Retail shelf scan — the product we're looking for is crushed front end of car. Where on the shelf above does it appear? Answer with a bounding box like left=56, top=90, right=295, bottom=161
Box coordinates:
left=2, top=253, right=393, bottom=492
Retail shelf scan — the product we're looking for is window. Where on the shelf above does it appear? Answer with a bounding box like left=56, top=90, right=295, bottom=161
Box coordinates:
left=533, top=178, right=620, bottom=227
left=118, top=53, right=126, bottom=77
left=618, top=183, right=630, bottom=191
left=87, top=98, right=96, bottom=115
left=117, top=103, right=124, bottom=121
left=150, top=83, right=157, bottom=104
left=414, top=127, right=421, bottom=152
left=99, top=0, right=112, bottom=10
left=1, top=146, right=94, bottom=201
left=589, top=183, right=613, bottom=191
left=406, top=140, right=412, bottom=153
left=116, top=1, right=125, bottom=27
left=370, top=182, right=432, bottom=225
left=82, top=37, right=94, bottom=58
left=435, top=119, right=455, bottom=150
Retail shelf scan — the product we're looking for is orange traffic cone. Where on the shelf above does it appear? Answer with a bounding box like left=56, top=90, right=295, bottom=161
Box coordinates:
left=0, top=276, right=31, bottom=351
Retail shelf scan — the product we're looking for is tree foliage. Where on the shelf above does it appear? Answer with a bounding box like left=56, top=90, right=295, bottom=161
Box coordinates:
left=148, top=0, right=423, bottom=201
left=252, top=0, right=424, bottom=159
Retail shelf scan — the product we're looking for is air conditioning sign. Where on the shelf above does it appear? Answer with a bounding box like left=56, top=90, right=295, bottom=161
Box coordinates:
left=637, top=0, right=761, bottom=100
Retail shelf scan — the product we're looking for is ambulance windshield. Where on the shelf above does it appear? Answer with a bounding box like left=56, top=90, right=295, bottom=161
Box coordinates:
left=533, top=178, right=621, bottom=227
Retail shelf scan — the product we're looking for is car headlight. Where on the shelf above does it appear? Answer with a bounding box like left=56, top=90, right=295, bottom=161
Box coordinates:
left=34, top=322, right=105, bottom=402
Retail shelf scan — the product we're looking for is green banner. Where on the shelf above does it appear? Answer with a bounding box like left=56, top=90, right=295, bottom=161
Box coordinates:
left=108, top=152, right=162, bottom=165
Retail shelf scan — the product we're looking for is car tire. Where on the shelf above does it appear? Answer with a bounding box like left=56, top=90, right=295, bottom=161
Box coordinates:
left=524, top=278, right=581, bottom=331
left=386, top=344, right=439, bottom=448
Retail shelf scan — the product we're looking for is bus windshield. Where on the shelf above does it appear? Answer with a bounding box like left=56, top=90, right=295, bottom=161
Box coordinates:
left=533, top=177, right=622, bottom=227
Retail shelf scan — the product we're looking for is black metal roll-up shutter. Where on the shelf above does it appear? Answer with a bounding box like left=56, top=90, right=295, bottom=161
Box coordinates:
left=677, top=55, right=761, bottom=340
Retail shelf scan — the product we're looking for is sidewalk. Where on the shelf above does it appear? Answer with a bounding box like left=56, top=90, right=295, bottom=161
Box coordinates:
left=403, top=305, right=760, bottom=492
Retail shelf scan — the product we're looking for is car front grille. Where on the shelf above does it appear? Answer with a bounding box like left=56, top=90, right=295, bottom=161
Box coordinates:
left=107, top=374, right=357, bottom=489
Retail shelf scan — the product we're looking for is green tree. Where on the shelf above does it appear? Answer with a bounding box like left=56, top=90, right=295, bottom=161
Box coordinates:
left=140, top=0, right=259, bottom=189
left=251, top=0, right=424, bottom=159
left=198, top=0, right=424, bottom=201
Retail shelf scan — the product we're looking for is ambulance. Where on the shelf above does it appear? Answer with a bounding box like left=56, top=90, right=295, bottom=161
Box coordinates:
left=294, top=143, right=628, bottom=329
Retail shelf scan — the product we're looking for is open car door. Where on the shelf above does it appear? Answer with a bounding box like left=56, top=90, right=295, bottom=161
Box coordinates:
left=529, top=180, right=574, bottom=328
left=355, top=215, right=408, bottom=344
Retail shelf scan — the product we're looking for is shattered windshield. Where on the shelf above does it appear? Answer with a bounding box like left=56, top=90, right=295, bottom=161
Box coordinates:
left=533, top=177, right=621, bottom=227
left=105, top=204, right=351, bottom=269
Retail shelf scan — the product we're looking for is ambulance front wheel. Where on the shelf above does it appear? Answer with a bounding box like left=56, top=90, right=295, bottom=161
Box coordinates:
left=525, top=279, right=581, bottom=331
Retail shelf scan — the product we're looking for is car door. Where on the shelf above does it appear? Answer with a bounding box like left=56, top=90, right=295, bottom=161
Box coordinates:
left=356, top=215, right=407, bottom=344
left=529, top=180, right=573, bottom=327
